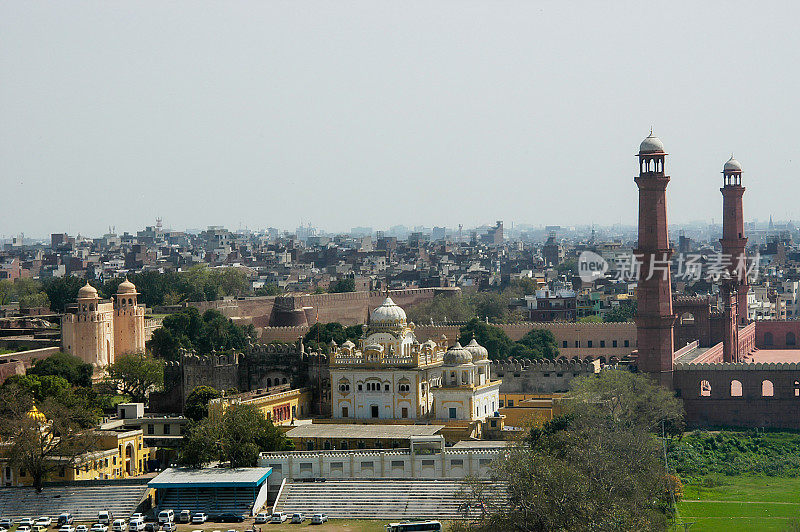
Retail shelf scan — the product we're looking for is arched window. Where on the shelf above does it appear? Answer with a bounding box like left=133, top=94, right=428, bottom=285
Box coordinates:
left=266, top=378, right=272, bottom=387
left=764, top=332, right=774, bottom=346
left=762, top=380, right=774, bottom=397
left=700, top=380, right=711, bottom=397
left=679, top=312, right=695, bottom=325
left=730, top=380, right=742, bottom=397
left=282, top=377, right=287, bottom=384
left=787, top=332, right=796, bottom=346
left=794, top=380, right=799, bottom=397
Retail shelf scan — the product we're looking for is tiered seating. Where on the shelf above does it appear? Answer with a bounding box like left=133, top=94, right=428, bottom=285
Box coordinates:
left=273, top=479, right=507, bottom=520
left=155, top=488, right=252, bottom=516
left=0, top=483, right=149, bottom=522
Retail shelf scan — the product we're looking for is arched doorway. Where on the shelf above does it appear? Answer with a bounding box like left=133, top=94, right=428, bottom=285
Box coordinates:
left=125, top=442, right=134, bottom=476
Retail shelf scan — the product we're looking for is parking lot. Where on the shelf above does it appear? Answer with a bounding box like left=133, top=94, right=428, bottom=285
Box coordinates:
left=0, top=519, right=407, bottom=532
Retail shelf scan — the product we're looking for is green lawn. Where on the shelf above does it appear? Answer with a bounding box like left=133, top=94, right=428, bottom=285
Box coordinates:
left=676, top=476, right=800, bottom=532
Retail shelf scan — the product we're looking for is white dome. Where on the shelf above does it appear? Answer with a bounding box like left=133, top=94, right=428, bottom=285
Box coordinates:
left=370, top=297, right=407, bottom=327
left=465, top=338, right=489, bottom=362
left=639, top=132, right=665, bottom=154
left=77, top=282, right=98, bottom=299
left=724, top=155, right=742, bottom=172
left=444, top=342, right=474, bottom=366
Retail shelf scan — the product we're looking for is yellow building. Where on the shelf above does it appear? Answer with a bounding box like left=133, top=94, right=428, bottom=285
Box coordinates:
left=0, top=407, right=153, bottom=487
left=61, top=279, right=146, bottom=367
left=208, top=387, right=313, bottom=426
left=498, top=393, right=564, bottom=429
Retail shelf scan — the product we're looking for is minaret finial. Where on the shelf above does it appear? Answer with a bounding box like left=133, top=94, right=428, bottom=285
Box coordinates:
left=650, top=125, right=653, bottom=135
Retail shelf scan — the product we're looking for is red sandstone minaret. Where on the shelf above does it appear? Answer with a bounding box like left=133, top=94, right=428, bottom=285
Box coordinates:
left=720, top=156, right=749, bottom=327
left=634, top=131, right=675, bottom=387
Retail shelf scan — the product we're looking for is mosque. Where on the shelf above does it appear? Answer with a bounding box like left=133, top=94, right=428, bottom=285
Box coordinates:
left=61, top=278, right=146, bottom=367
left=328, top=296, right=501, bottom=431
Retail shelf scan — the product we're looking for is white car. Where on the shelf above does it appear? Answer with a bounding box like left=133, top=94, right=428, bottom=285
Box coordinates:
left=190, top=513, right=207, bottom=525
left=111, top=520, right=126, bottom=532
left=269, top=513, right=288, bottom=524
left=76, top=525, right=89, bottom=532
left=20, top=519, right=36, bottom=527
left=310, top=514, right=328, bottom=525
left=290, top=513, right=305, bottom=524
left=129, top=515, right=144, bottom=523
left=253, top=513, right=269, bottom=524
left=18, top=527, right=31, bottom=532
left=128, top=520, right=144, bottom=532
left=0, top=519, right=13, bottom=528
left=36, top=518, right=53, bottom=527
left=60, top=526, right=76, bottom=532
left=91, top=524, right=109, bottom=532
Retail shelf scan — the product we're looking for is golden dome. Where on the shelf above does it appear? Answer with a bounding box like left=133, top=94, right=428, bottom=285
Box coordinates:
left=117, top=278, right=137, bottom=295
left=26, top=405, right=47, bottom=423
left=77, top=282, right=98, bottom=299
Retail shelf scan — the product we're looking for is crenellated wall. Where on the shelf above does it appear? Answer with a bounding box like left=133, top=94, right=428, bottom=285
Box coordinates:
left=491, top=358, right=600, bottom=394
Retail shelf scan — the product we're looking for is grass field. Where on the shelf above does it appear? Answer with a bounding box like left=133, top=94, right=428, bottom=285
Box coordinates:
left=675, top=476, right=800, bottom=532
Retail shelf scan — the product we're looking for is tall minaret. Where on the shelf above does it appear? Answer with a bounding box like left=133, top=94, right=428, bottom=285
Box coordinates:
left=720, top=156, right=749, bottom=327
left=634, top=132, right=675, bottom=387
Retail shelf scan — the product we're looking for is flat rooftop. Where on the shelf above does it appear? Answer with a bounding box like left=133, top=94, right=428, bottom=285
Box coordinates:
left=745, top=349, right=800, bottom=364
left=451, top=440, right=510, bottom=449
left=148, top=467, right=272, bottom=488
left=285, top=423, right=445, bottom=439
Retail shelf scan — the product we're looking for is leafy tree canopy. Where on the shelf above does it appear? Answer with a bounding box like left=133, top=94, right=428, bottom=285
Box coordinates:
left=604, top=301, right=637, bottom=323
left=458, top=319, right=515, bottom=359
left=147, top=307, right=256, bottom=360
left=178, top=404, right=294, bottom=468
left=28, top=352, right=93, bottom=388
left=105, top=353, right=164, bottom=404
left=303, top=322, right=362, bottom=353
left=185, top=385, right=222, bottom=422
left=328, top=278, right=355, bottom=293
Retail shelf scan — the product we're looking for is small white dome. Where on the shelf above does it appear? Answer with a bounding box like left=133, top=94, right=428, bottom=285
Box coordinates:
left=370, top=297, right=407, bottom=327
left=341, top=340, right=355, bottom=349
left=465, top=338, right=489, bottom=362
left=639, top=132, right=665, bottom=154
left=444, top=342, right=474, bottom=366
left=117, top=278, right=137, bottom=295
left=724, top=155, right=742, bottom=172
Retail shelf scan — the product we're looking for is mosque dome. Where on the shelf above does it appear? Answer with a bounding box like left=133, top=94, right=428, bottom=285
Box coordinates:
left=639, top=132, right=665, bottom=154
left=77, top=282, right=98, bottom=299
left=370, top=297, right=407, bottom=327
left=341, top=340, right=355, bottom=349
left=117, top=278, right=137, bottom=295
left=444, top=342, right=474, bottom=365
left=724, top=155, right=742, bottom=172
left=465, top=338, right=489, bottom=362
left=26, top=405, right=47, bottom=423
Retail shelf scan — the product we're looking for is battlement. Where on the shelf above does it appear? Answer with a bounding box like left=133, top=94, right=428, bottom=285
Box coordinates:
left=675, top=362, right=800, bottom=371
left=491, top=358, right=598, bottom=373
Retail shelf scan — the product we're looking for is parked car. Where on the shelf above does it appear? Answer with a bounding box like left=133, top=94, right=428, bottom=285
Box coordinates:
left=253, top=513, right=269, bottom=524
left=59, top=525, right=76, bottom=532
left=90, top=525, right=108, bottom=532
left=0, top=518, right=13, bottom=528
left=160, top=523, right=176, bottom=532
left=32, top=525, right=48, bottom=532
left=157, top=511, right=174, bottom=525
left=129, top=515, right=144, bottom=523
left=35, top=517, right=53, bottom=527
left=269, top=513, right=288, bottom=524
left=290, top=514, right=305, bottom=524
left=58, top=514, right=74, bottom=526
left=190, top=513, right=207, bottom=525
left=18, top=526, right=31, bottom=532
left=19, top=519, right=36, bottom=527
left=310, top=514, right=328, bottom=525
left=176, top=511, right=189, bottom=525
left=128, top=520, right=145, bottom=532
left=98, top=513, right=113, bottom=525
left=75, top=525, right=88, bottom=532
left=213, top=514, right=243, bottom=524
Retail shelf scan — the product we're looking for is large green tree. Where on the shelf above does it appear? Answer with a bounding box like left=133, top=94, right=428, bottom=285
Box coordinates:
left=42, top=277, right=90, bottom=313
left=466, top=370, right=684, bottom=532
left=178, top=404, right=294, bottom=468
left=105, top=353, right=164, bottom=403
left=184, top=385, right=222, bottom=422
left=509, top=329, right=560, bottom=360
left=458, top=319, right=515, bottom=359
left=303, top=322, right=362, bottom=353
left=0, top=385, right=98, bottom=492
left=28, top=352, right=93, bottom=387
left=147, top=307, right=255, bottom=360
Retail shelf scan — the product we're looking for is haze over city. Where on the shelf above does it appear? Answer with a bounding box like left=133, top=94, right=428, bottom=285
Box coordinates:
left=3, top=1, right=800, bottom=237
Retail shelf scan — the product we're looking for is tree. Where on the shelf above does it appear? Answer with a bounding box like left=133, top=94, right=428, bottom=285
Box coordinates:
left=42, top=277, right=89, bottom=313
left=303, top=322, right=362, bottom=353
left=147, top=307, right=255, bottom=360
left=459, top=319, right=515, bottom=360
left=510, top=329, right=559, bottom=360
left=28, top=352, right=93, bottom=387
left=105, top=353, right=164, bottom=403
left=468, top=370, right=684, bottom=532
left=185, top=386, right=222, bottom=422
left=328, top=278, right=355, bottom=293
left=255, top=284, right=283, bottom=296
left=604, top=301, right=637, bottom=323
left=0, top=385, right=98, bottom=492
left=178, top=404, right=294, bottom=468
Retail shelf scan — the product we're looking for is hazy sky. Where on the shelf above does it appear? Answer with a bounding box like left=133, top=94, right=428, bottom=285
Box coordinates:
left=2, top=1, right=799, bottom=238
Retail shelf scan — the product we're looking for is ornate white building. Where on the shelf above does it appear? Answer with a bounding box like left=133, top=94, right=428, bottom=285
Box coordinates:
left=329, top=296, right=501, bottom=422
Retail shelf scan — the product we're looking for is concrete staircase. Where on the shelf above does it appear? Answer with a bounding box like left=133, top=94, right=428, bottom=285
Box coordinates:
left=273, top=479, right=506, bottom=520
left=0, top=483, right=150, bottom=522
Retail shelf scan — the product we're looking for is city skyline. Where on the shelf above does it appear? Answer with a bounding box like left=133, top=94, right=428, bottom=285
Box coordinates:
left=3, top=2, right=800, bottom=236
